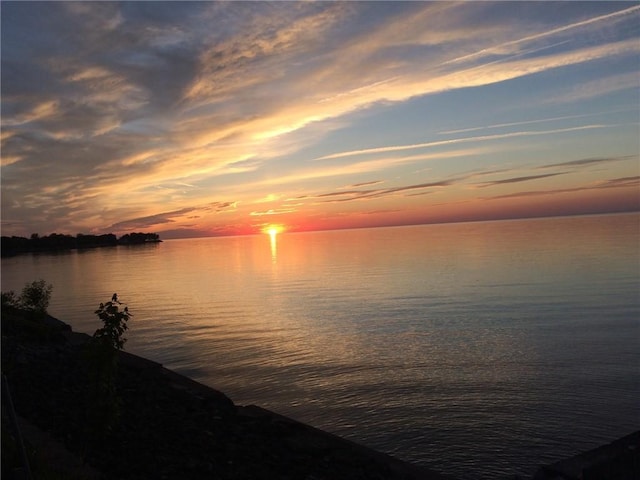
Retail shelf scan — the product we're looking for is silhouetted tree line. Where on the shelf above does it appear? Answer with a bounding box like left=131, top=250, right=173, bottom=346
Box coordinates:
left=118, top=232, right=160, bottom=245
left=1, top=232, right=161, bottom=256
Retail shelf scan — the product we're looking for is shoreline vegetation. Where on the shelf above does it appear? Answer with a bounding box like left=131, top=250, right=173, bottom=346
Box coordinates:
left=1, top=232, right=162, bottom=257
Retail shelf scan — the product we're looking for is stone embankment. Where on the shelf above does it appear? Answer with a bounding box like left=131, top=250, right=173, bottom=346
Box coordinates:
left=1, top=311, right=455, bottom=480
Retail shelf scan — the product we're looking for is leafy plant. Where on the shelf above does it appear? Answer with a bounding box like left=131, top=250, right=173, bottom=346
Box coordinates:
left=93, top=293, right=131, bottom=351
left=1, top=290, right=19, bottom=309
left=85, top=293, right=132, bottom=437
left=19, top=279, right=53, bottom=315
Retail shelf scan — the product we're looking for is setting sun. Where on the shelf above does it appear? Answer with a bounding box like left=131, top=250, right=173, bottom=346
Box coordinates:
left=262, top=224, right=285, bottom=236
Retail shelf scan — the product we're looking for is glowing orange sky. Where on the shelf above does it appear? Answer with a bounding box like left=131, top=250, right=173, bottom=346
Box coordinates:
left=1, top=2, right=638, bottom=238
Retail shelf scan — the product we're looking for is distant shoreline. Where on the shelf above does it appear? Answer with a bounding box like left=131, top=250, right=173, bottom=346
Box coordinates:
left=1, top=232, right=162, bottom=257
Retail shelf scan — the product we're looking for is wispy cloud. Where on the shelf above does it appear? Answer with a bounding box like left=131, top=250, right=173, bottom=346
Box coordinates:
left=107, top=207, right=199, bottom=230
left=106, top=201, right=237, bottom=232
left=316, top=126, right=614, bottom=161
left=477, top=172, right=568, bottom=188
left=538, top=155, right=633, bottom=170
left=438, top=109, right=633, bottom=135
left=444, top=4, right=640, bottom=65
left=545, top=71, right=640, bottom=104
left=249, top=208, right=297, bottom=217
left=484, top=176, right=640, bottom=201
left=348, top=181, right=384, bottom=188
left=306, top=179, right=459, bottom=205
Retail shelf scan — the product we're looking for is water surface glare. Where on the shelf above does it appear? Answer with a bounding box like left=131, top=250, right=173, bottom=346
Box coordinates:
left=2, top=214, right=639, bottom=479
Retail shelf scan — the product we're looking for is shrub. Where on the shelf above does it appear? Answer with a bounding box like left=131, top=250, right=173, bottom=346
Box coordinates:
left=19, top=280, right=53, bottom=315
left=85, top=293, right=132, bottom=437
left=93, top=293, right=131, bottom=351
left=1, top=290, right=19, bottom=309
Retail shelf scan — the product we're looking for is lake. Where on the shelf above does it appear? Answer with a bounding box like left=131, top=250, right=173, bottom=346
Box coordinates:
left=2, top=213, right=639, bottom=479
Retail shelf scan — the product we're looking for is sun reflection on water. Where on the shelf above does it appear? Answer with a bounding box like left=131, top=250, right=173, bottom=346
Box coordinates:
left=269, top=230, right=277, bottom=261
left=262, top=224, right=284, bottom=262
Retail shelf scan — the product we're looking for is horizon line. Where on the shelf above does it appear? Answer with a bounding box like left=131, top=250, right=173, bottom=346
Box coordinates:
left=3, top=208, right=638, bottom=242
left=159, top=208, right=640, bottom=241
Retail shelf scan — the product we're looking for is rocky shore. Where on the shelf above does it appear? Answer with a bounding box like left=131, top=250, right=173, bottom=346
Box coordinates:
left=1, top=309, right=454, bottom=480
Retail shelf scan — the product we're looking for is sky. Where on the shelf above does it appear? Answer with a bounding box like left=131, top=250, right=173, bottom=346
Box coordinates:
left=1, top=1, right=639, bottom=239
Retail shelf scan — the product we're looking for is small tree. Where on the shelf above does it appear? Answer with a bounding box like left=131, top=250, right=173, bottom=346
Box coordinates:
left=86, top=293, right=132, bottom=436
left=19, top=279, right=53, bottom=316
left=93, top=293, right=131, bottom=351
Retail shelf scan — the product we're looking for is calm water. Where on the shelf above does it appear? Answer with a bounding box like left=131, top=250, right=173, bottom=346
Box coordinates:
left=2, top=213, right=639, bottom=479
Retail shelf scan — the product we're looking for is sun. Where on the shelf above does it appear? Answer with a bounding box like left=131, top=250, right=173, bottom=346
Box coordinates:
left=262, top=224, right=285, bottom=236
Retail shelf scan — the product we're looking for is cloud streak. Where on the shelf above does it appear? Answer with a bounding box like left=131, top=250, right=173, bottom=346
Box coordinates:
left=484, top=176, right=640, bottom=201
left=477, top=172, right=568, bottom=188
left=316, top=126, right=616, bottom=161
left=444, top=4, right=640, bottom=65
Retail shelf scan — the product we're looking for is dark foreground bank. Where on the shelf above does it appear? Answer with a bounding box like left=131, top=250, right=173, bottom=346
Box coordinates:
left=1, top=310, right=454, bottom=480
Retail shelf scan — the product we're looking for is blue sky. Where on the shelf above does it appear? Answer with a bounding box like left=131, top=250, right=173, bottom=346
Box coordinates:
left=1, top=1, right=638, bottom=238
